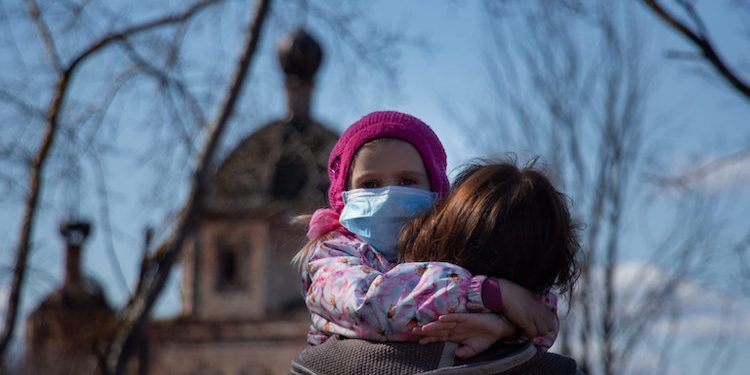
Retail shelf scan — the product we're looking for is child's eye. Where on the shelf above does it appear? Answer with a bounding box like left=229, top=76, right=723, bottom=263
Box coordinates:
left=362, top=181, right=379, bottom=189
left=399, top=179, right=416, bottom=186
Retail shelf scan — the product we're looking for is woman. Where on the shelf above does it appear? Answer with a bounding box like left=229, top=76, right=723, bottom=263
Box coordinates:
left=292, top=160, right=584, bottom=374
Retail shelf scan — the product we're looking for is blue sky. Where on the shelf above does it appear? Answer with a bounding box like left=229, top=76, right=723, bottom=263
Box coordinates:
left=1, top=0, right=749, bottom=373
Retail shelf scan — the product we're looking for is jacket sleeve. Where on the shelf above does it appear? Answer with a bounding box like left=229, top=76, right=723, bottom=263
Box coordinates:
left=303, top=231, right=488, bottom=342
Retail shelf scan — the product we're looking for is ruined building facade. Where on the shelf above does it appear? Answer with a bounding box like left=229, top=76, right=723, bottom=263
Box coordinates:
left=25, top=222, right=115, bottom=374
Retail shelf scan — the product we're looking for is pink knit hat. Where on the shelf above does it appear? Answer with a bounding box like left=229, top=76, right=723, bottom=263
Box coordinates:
left=327, top=111, right=450, bottom=212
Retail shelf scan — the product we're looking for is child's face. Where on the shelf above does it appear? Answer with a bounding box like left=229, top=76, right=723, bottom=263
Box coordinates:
left=348, top=139, right=430, bottom=191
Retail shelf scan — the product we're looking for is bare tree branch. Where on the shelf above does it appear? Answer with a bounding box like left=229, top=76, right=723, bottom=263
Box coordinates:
left=0, top=0, right=222, bottom=364
left=641, top=0, right=750, bottom=102
left=66, top=0, right=220, bottom=75
left=0, top=88, right=45, bottom=121
left=476, top=3, right=684, bottom=373
left=92, top=152, right=131, bottom=294
left=104, top=1, right=272, bottom=373
left=0, top=54, right=66, bottom=368
left=665, top=49, right=704, bottom=61
left=26, top=0, right=63, bottom=73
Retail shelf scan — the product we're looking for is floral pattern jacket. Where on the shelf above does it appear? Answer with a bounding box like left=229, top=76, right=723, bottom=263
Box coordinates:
left=301, top=225, right=558, bottom=350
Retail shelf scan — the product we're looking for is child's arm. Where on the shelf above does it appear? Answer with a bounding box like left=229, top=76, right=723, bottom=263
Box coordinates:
left=418, top=285, right=560, bottom=353
left=496, top=279, right=557, bottom=341
left=412, top=313, right=516, bottom=358
left=531, top=292, right=559, bottom=351
left=303, top=231, right=489, bottom=341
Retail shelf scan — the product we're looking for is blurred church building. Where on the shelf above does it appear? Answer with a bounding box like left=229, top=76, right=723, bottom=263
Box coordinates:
left=25, top=29, right=338, bottom=375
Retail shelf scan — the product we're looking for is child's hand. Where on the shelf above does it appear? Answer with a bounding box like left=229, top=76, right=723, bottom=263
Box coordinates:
left=412, top=313, right=516, bottom=358
left=498, top=279, right=555, bottom=339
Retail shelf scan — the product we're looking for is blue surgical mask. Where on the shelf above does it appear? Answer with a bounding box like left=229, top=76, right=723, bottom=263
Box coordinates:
left=339, top=186, right=438, bottom=261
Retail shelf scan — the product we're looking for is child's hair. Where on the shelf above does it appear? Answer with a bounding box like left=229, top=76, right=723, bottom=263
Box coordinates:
left=398, top=160, right=581, bottom=295
left=292, top=110, right=450, bottom=268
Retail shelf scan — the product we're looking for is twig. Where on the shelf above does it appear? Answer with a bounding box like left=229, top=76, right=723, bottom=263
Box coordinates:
left=67, top=0, right=220, bottom=76
left=118, top=39, right=206, bottom=150
left=92, top=152, right=130, bottom=294
left=641, top=0, right=750, bottom=102
left=665, top=49, right=703, bottom=61
left=0, top=88, right=46, bottom=121
left=26, top=0, right=63, bottom=73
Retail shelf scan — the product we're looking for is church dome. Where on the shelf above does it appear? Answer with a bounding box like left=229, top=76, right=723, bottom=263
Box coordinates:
left=202, top=119, right=338, bottom=218
left=32, top=221, right=111, bottom=312
left=36, top=278, right=111, bottom=311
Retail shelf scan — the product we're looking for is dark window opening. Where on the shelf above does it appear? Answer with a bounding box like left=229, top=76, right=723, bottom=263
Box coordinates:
left=217, top=245, right=244, bottom=291
left=271, top=155, right=308, bottom=199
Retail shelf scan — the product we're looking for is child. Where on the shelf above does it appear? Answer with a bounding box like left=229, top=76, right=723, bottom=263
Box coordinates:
left=296, top=110, right=557, bottom=352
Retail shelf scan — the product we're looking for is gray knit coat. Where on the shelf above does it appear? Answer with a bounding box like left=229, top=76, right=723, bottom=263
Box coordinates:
left=290, top=336, right=584, bottom=375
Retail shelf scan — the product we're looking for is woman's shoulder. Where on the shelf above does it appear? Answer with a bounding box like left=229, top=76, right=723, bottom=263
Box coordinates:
left=290, top=338, right=581, bottom=375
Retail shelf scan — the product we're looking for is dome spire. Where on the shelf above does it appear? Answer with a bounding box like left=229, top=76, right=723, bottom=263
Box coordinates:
left=278, top=28, right=323, bottom=125
left=59, top=220, right=91, bottom=288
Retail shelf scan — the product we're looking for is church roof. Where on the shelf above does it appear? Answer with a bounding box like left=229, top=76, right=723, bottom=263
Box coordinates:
left=202, top=118, right=338, bottom=218
left=34, top=277, right=111, bottom=312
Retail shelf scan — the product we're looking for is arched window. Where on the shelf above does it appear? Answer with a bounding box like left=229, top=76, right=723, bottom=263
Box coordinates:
left=216, top=242, right=245, bottom=291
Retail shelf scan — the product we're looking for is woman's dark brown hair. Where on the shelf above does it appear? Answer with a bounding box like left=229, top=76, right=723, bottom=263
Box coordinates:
left=398, top=160, right=580, bottom=295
